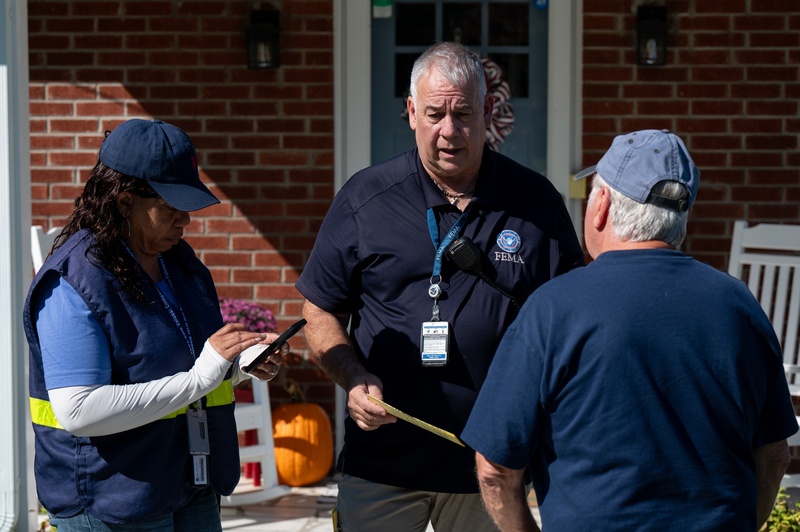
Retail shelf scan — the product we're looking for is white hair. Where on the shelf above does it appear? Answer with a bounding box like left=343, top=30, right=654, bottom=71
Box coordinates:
left=409, top=41, right=487, bottom=104
left=589, top=174, right=689, bottom=248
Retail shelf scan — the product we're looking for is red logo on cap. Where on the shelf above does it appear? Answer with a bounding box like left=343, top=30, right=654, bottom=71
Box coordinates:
left=191, top=154, right=197, bottom=170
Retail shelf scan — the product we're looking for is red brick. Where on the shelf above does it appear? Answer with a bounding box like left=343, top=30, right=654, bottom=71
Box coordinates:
left=750, top=33, right=800, bottom=47
left=126, top=69, right=178, bottom=83
left=28, top=2, right=69, bottom=16
left=201, top=85, right=259, bottom=100
left=695, top=0, right=746, bottom=13
left=126, top=2, right=175, bottom=17
left=694, top=33, right=746, bottom=47
left=72, top=2, right=119, bottom=15
left=177, top=1, right=227, bottom=16
left=749, top=204, right=800, bottom=220
left=75, top=34, right=124, bottom=49
left=638, top=100, right=689, bottom=116
left=97, top=85, right=136, bottom=99
left=750, top=0, right=800, bottom=14
left=734, top=15, right=788, bottom=30
left=47, top=52, right=96, bottom=66
left=152, top=19, right=199, bottom=33
left=203, top=252, right=254, bottom=267
left=691, top=100, right=743, bottom=115
left=178, top=69, right=231, bottom=83
left=126, top=34, right=175, bottom=49
left=49, top=119, right=100, bottom=133
left=30, top=103, right=74, bottom=116
left=51, top=185, right=86, bottom=199
left=730, top=152, right=784, bottom=167
left=747, top=66, right=799, bottom=82
left=46, top=18, right=94, bottom=32
left=202, top=51, right=246, bottom=67
left=746, top=101, right=798, bottom=115
left=582, top=100, right=635, bottom=116
left=29, top=35, right=71, bottom=49
left=691, top=135, right=742, bottom=150
left=95, top=51, right=147, bottom=67
left=309, top=119, right=333, bottom=134
left=731, top=186, right=784, bottom=202
left=749, top=169, right=800, bottom=185
left=49, top=152, right=98, bottom=166
left=207, top=219, right=256, bottom=234
left=730, top=83, right=781, bottom=99
left=75, top=69, right=126, bottom=83
left=30, top=135, right=75, bottom=150
left=259, top=152, right=309, bottom=166
left=76, top=102, right=126, bottom=116
left=31, top=169, right=74, bottom=183
left=232, top=269, right=282, bottom=283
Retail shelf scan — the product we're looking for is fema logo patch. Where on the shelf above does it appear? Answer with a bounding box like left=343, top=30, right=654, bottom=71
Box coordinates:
left=497, top=230, right=521, bottom=253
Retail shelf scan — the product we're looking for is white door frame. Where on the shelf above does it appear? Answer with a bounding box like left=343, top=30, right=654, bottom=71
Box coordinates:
left=1, top=0, right=35, bottom=529
left=332, top=0, right=582, bottom=458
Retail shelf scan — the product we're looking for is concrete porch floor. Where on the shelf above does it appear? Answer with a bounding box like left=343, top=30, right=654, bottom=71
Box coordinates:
left=220, top=477, right=542, bottom=532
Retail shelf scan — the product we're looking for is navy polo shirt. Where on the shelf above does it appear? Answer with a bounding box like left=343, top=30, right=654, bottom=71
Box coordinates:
left=296, top=146, right=583, bottom=492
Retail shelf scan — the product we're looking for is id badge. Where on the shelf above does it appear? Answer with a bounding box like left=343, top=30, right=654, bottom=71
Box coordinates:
left=187, top=408, right=210, bottom=455
left=420, top=321, right=449, bottom=367
left=188, top=408, right=210, bottom=486
left=192, top=455, right=208, bottom=486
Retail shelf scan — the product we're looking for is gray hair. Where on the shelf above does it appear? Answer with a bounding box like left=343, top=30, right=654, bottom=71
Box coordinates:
left=409, top=41, right=486, bottom=104
left=589, top=174, right=689, bottom=248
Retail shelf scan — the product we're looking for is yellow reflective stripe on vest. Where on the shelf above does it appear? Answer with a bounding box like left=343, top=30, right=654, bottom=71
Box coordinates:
left=30, top=379, right=236, bottom=429
left=30, top=396, right=64, bottom=429
left=159, top=379, right=236, bottom=419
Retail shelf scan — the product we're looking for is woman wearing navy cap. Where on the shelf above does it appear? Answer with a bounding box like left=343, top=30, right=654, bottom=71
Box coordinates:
left=24, top=119, right=286, bottom=531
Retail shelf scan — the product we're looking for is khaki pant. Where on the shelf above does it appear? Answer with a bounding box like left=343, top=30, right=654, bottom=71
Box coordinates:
left=333, top=474, right=499, bottom=532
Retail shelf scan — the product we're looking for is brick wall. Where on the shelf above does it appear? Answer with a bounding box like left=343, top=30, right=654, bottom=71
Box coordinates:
left=582, top=0, right=800, bottom=270
left=27, top=0, right=336, bottom=410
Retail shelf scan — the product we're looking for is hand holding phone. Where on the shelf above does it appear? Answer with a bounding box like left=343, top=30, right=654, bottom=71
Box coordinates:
left=242, top=318, right=307, bottom=374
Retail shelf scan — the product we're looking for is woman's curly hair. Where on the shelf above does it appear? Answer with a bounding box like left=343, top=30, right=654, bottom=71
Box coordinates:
left=52, top=161, right=159, bottom=302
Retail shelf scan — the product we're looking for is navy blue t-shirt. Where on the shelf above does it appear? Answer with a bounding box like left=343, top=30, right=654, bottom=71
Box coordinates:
left=462, top=248, right=798, bottom=530
left=296, top=146, right=584, bottom=492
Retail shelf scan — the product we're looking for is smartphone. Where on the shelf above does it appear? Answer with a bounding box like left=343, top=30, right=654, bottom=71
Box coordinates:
left=242, top=318, right=307, bottom=374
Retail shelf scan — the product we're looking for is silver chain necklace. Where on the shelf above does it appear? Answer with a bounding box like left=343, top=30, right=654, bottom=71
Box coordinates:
left=431, top=178, right=475, bottom=204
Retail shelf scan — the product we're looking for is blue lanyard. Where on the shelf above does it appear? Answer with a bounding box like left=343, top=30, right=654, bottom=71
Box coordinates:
left=121, top=242, right=196, bottom=360
left=156, top=254, right=196, bottom=360
left=427, top=204, right=473, bottom=280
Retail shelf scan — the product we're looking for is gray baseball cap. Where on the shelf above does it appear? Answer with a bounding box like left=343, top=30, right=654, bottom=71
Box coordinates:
left=575, top=129, right=699, bottom=212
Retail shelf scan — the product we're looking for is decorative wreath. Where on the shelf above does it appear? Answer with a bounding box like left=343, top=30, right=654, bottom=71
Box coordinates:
left=482, top=57, right=514, bottom=151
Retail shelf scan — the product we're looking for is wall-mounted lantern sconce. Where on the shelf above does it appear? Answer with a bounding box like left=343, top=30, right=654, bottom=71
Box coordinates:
left=246, top=9, right=280, bottom=69
left=636, top=5, right=667, bottom=66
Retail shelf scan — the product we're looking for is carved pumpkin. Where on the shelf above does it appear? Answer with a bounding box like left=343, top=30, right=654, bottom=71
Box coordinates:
left=272, top=379, right=334, bottom=487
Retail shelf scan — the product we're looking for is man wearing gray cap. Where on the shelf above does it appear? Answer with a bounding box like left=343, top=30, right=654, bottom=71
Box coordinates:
left=461, top=129, right=798, bottom=531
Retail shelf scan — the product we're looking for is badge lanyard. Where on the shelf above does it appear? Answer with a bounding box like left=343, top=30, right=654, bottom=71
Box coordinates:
left=426, top=205, right=473, bottom=320
left=421, top=205, right=472, bottom=367
left=121, top=242, right=196, bottom=362
left=122, top=241, right=210, bottom=485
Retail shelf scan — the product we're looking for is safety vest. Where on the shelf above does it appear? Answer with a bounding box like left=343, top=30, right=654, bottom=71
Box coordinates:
left=24, top=230, right=240, bottom=523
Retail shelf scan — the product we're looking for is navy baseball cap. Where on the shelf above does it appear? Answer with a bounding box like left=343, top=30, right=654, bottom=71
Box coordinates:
left=99, top=119, right=220, bottom=212
left=575, top=129, right=699, bottom=212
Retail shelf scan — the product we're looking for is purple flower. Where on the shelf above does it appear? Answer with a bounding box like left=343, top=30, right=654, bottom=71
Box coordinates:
left=219, top=298, right=278, bottom=333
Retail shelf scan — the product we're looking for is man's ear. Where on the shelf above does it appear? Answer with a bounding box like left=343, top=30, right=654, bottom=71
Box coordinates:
left=483, top=93, right=495, bottom=124
left=593, top=187, right=611, bottom=231
left=407, top=96, right=417, bottom=131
